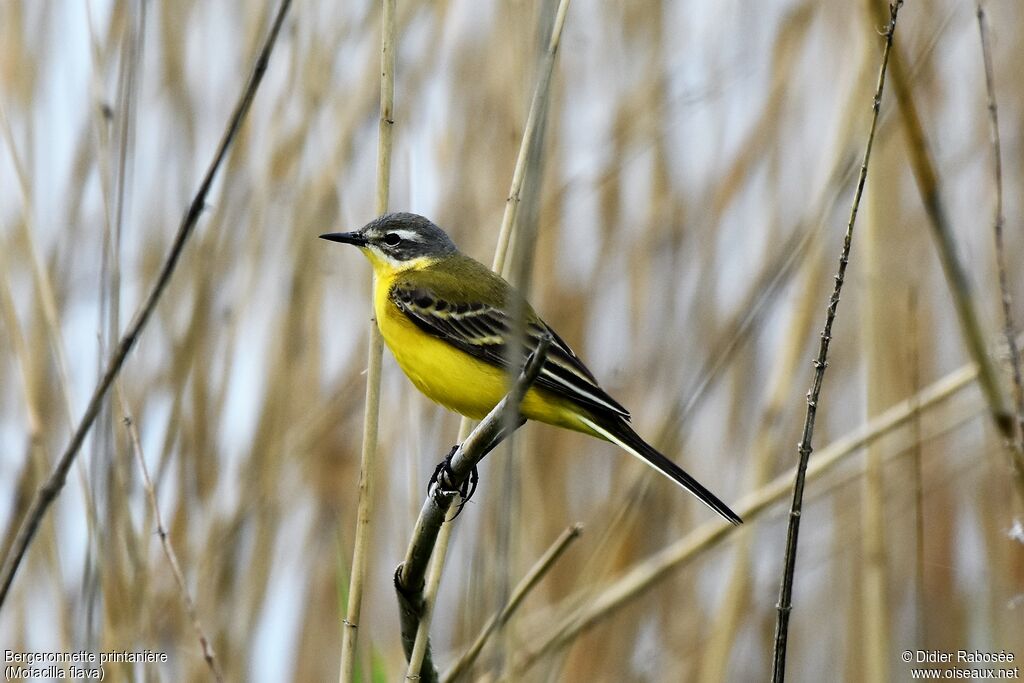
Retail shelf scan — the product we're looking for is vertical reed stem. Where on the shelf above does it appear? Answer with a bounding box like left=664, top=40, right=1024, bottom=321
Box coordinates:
left=338, top=1, right=396, bottom=680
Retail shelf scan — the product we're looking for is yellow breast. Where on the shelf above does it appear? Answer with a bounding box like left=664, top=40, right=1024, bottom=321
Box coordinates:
left=371, top=269, right=586, bottom=431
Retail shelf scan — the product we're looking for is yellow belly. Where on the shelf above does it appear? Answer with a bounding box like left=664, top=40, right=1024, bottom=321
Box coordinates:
left=374, top=277, right=586, bottom=433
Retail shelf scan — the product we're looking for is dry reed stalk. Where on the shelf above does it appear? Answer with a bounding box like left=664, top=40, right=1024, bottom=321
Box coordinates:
left=0, top=0, right=293, bottom=610
left=491, top=0, right=571, bottom=278
left=861, top=147, right=894, bottom=683
left=977, top=2, right=1024, bottom=459
left=102, top=0, right=143, bottom=355
left=338, top=1, right=396, bottom=680
left=858, top=4, right=916, bottom=670
left=870, top=0, right=1013, bottom=445
left=89, top=6, right=144, bottom=654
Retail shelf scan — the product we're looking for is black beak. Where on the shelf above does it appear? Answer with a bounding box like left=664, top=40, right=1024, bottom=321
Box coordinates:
left=319, top=231, right=367, bottom=247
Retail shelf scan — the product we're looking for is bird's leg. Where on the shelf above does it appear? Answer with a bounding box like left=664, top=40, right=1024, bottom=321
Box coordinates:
left=428, top=446, right=479, bottom=518
left=427, top=416, right=525, bottom=517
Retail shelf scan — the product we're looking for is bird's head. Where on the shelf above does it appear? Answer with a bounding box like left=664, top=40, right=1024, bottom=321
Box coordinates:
left=320, top=212, right=457, bottom=274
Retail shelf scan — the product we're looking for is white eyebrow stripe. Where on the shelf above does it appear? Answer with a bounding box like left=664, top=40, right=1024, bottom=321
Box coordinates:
left=390, top=229, right=422, bottom=241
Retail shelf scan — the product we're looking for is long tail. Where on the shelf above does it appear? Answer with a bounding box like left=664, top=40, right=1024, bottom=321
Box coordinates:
left=578, top=415, right=742, bottom=525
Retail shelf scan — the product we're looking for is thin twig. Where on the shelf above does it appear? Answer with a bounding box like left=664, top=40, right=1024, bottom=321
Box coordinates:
left=396, top=336, right=553, bottom=683
left=770, top=4, right=902, bottom=679
left=977, top=1, right=1024, bottom=460
left=338, top=0, right=395, bottom=680
left=0, top=0, right=293, bottom=610
left=443, top=523, right=582, bottom=683
left=120, top=409, right=224, bottom=682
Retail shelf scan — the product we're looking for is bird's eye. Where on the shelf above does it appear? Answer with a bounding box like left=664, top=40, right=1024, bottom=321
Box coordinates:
left=383, top=233, right=401, bottom=247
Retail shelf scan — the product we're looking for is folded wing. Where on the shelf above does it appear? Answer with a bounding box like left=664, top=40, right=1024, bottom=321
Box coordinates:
left=391, top=282, right=630, bottom=419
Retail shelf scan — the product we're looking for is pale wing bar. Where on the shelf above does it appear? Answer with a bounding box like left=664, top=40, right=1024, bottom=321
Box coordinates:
left=391, top=284, right=630, bottom=418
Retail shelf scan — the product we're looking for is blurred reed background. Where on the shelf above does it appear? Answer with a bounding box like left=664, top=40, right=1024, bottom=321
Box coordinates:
left=1, top=0, right=1023, bottom=681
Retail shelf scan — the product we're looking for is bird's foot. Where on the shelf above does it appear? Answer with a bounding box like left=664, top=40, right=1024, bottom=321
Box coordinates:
left=428, top=445, right=479, bottom=518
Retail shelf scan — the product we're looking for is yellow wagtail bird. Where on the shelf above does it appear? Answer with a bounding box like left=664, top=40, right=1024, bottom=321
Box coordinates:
left=320, top=213, right=741, bottom=525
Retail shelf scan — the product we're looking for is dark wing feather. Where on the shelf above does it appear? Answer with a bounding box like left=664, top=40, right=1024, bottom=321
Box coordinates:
left=391, top=282, right=630, bottom=418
